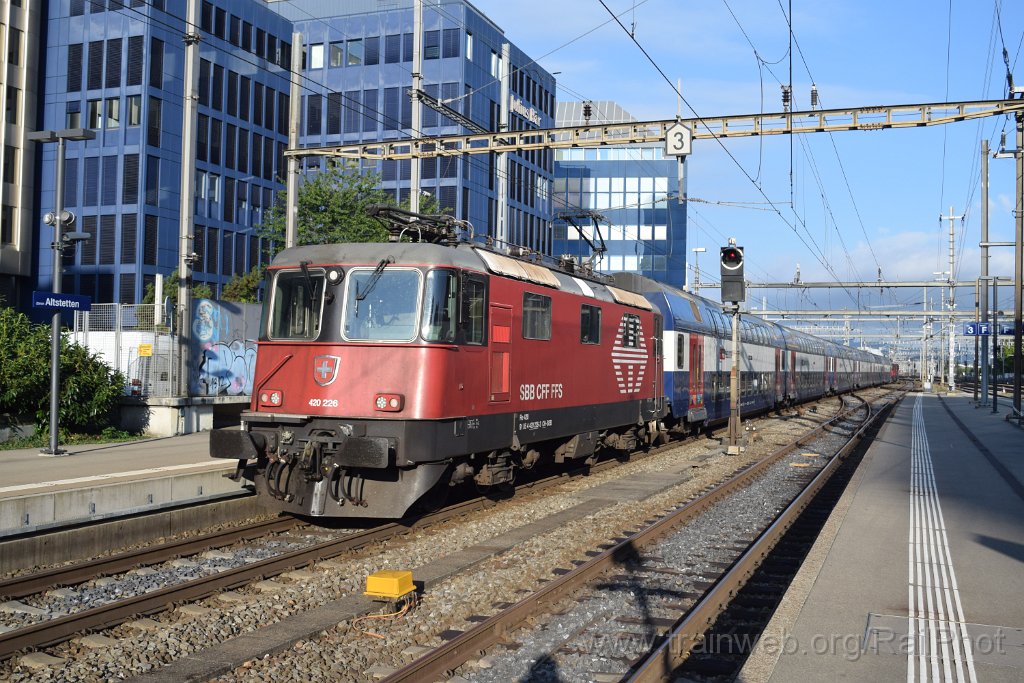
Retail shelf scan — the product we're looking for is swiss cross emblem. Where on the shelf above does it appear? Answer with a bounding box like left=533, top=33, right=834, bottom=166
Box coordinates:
left=313, top=355, right=341, bottom=387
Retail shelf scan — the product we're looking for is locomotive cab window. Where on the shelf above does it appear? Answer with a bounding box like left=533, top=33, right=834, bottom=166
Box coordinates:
left=421, top=269, right=459, bottom=342
left=269, top=268, right=325, bottom=340
left=522, top=292, right=551, bottom=340
left=580, top=304, right=601, bottom=344
left=421, top=270, right=487, bottom=344
left=342, top=266, right=422, bottom=341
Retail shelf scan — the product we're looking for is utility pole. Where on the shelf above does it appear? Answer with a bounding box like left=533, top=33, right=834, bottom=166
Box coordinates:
left=177, top=0, right=200, bottom=399
left=286, top=32, right=302, bottom=249
left=941, top=207, right=961, bottom=391
left=981, top=140, right=990, bottom=404
left=1014, top=111, right=1023, bottom=419
left=496, top=42, right=510, bottom=245
left=409, top=0, right=423, bottom=213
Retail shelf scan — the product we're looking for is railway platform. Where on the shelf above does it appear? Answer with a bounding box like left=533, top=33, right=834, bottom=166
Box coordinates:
left=0, top=431, right=246, bottom=541
left=739, top=392, right=1024, bottom=683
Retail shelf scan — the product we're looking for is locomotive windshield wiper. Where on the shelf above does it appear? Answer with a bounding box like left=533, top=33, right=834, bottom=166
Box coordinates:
left=299, top=260, right=318, bottom=303
left=356, top=256, right=394, bottom=302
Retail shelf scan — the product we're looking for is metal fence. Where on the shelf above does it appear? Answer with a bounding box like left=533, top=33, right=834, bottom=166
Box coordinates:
left=72, top=304, right=179, bottom=398
left=72, top=299, right=261, bottom=399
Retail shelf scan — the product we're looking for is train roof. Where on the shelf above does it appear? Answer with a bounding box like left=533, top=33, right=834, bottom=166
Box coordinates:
left=270, top=242, right=652, bottom=311
left=613, top=272, right=889, bottom=363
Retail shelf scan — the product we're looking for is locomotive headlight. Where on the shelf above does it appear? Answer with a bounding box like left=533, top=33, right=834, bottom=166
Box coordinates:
left=327, top=268, right=343, bottom=285
left=259, top=389, right=284, bottom=408
left=374, top=393, right=404, bottom=412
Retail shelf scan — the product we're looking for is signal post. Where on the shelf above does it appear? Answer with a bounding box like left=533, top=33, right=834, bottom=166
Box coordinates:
left=721, top=239, right=745, bottom=454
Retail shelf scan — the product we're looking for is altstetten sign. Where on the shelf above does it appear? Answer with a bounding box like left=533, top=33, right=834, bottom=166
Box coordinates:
left=32, top=290, right=92, bottom=312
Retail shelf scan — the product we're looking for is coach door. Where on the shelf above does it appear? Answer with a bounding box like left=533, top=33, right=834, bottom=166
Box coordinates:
left=775, top=348, right=782, bottom=402
left=489, top=304, right=512, bottom=403
left=789, top=350, right=797, bottom=397
left=689, top=333, right=705, bottom=411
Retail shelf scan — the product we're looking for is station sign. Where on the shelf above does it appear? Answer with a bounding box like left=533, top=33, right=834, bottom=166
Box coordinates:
left=32, top=291, right=92, bottom=312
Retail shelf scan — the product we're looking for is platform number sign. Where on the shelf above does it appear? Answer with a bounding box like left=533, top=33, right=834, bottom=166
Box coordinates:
left=665, top=122, right=692, bottom=157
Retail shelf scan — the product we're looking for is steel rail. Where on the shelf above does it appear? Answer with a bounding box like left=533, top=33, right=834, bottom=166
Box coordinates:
left=625, top=392, right=900, bottom=681
left=0, top=517, right=301, bottom=601
left=0, top=442, right=663, bottom=661
left=379, top=392, right=889, bottom=683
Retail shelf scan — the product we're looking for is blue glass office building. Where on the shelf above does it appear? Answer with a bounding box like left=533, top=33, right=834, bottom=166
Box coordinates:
left=277, top=0, right=556, bottom=253
left=551, top=101, right=688, bottom=289
left=37, top=0, right=294, bottom=303
left=36, top=0, right=555, bottom=304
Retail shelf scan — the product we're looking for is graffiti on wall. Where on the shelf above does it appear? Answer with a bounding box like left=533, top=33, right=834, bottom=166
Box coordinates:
left=189, top=299, right=260, bottom=396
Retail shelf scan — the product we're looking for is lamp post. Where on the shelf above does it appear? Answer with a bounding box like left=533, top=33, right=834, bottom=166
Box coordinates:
left=27, top=128, right=96, bottom=455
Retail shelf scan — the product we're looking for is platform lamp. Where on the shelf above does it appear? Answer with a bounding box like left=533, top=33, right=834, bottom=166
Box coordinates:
left=27, top=128, right=96, bottom=455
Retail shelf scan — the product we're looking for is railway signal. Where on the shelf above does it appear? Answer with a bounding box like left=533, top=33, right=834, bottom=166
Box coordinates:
left=720, top=242, right=745, bottom=303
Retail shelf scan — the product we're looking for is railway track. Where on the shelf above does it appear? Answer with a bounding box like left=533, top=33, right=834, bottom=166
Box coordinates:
left=378, top=387, right=903, bottom=683
left=0, top=433, right=688, bottom=663
left=0, top=389, right=883, bottom=678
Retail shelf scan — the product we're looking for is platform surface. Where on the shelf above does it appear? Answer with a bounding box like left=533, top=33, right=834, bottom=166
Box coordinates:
left=0, top=432, right=243, bottom=535
left=758, top=393, right=1024, bottom=682
left=0, top=432, right=231, bottom=496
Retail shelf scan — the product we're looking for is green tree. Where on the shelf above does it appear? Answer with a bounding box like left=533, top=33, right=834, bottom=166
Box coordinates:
left=221, top=265, right=267, bottom=303
left=256, top=161, right=449, bottom=249
left=141, top=269, right=214, bottom=308
left=0, top=305, right=125, bottom=433
left=258, top=162, right=394, bottom=246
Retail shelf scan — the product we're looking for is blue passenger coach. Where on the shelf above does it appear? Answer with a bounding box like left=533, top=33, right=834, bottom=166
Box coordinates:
left=611, top=273, right=891, bottom=436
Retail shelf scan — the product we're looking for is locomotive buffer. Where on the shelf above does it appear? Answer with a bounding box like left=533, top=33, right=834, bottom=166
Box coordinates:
left=721, top=239, right=746, bottom=454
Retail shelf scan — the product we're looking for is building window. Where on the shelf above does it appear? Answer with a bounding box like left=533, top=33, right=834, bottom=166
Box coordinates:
left=149, top=38, right=164, bottom=89
left=8, top=27, right=21, bottom=66
left=365, top=36, right=380, bottom=65
left=3, top=145, right=17, bottom=184
left=309, top=43, right=324, bottom=69
left=329, top=41, right=344, bottom=68
left=127, top=94, right=141, bottom=126
left=490, top=50, right=500, bottom=78
left=67, top=44, right=83, bottom=92
left=208, top=173, right=220, bottom=203
left=87, top=98, right=102, bottom=128
left=347, top=39, right=362, bottom=66
left=522, top=292, right=552, bottom=340
left=580, top=304, right=601, bottom=344
left=66, top=101, right=81, bottom=128
left=385, top=34, right=400, bottom=63
left=106, top=38, right=122, bottom=88
left=0, top=205, right=13, bottom=245
left=3, top=86, right=16, bottom=125
left=402, top=33, right=413, bottom=61
left=424, top=30, right=439, bottom=59
left=106, top=98, right=120, bottom=128
left=442, top=28, right=460, bottom=58
left=148, top=96, right=161, bottom=146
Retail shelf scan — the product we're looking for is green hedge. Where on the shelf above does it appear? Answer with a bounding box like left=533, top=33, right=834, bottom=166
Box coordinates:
left=0, top=306, right=125, bottom=434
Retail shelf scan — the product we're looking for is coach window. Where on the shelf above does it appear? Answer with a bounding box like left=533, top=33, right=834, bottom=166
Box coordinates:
left=580, top=304, right=601, bottom=344
left=268, top=268, right=325, bottom=340
left=522, top=292, right=551, bottom=340
left=676, top=333, right=686, bottom=368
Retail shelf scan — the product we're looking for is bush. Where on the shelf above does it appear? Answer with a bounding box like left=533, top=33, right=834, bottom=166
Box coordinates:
left=0, top=305, right=125, bottom=434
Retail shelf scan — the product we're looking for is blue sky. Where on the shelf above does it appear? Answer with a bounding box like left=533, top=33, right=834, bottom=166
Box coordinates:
left=472, top=0, right=1024, bottom=324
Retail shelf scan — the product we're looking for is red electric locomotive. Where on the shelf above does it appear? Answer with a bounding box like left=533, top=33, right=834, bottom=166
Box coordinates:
left=211, top=212, right=665, bottom=519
